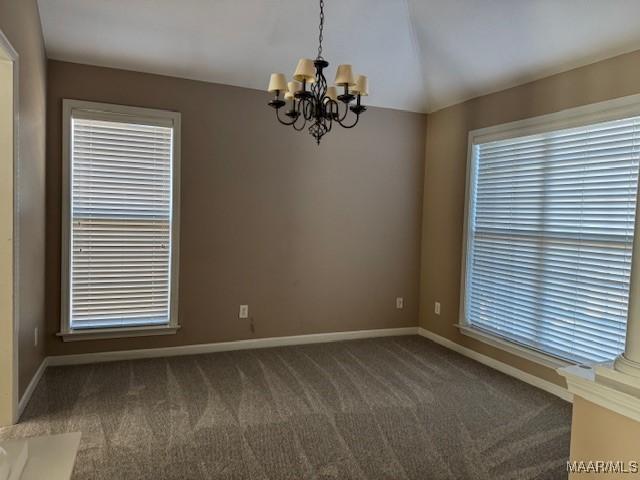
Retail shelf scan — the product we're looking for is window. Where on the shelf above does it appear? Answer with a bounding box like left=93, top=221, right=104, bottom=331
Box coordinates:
left=60, top=100, right=180, bottom=340
left=461, top=96, right=640, bottom=364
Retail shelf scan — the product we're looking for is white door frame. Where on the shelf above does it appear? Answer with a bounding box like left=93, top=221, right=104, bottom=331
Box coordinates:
left=0, top=28, right=19, bottom=426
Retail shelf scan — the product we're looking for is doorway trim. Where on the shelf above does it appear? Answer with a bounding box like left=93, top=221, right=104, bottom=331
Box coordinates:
left=0, top=27, right=19, bottom=426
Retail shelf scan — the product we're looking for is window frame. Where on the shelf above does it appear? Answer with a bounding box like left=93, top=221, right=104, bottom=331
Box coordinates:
left=59, top=99, right=181, bottom=342
left=459, top=93, right=640, bottom=367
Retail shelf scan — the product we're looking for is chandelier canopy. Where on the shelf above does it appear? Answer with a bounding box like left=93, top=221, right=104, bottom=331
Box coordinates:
left=267, top=0, right=368, bottom=145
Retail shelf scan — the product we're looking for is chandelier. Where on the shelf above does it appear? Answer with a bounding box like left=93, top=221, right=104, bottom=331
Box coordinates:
left=266, top=0, right=368, bottom=145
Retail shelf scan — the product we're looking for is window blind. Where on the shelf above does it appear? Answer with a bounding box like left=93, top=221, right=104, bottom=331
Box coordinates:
left=466, top=115, right=640, bottom=364
left=69, top=115, right=174, bottom=330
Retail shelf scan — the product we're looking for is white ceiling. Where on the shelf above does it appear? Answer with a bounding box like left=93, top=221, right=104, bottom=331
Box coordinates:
left=37, top=0, right=640, bottom=113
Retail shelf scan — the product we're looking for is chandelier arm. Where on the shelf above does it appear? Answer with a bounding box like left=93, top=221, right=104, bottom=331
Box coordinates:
left=336, top=101, right=352, bottom=123
left=331, top=101, right=340, bottom=121
left=275, top=108, right=299, bottom=126
left=306, top=98, right=316, bottom=121
left=325, top=115, right=333, bottom=133
left=322, top=107, right=332, bottom=132
left=340, top=105, right=350, bottom=122
left=298, top=97, right=309, bottom=121
left=335, top=113, right=361, bottom=129
left=325, top=99, right=344, bottom=122
left=294, top=101, right=310, bottom=130
left=293, top=113, right=308, bottom=131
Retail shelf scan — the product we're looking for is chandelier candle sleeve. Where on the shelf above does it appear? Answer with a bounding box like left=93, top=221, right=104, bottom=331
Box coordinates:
left=266, top=0, right=368, bottom=144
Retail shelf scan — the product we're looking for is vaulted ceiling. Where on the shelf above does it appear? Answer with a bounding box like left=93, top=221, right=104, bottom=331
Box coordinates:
left=37, top=0, right=640, bottom=113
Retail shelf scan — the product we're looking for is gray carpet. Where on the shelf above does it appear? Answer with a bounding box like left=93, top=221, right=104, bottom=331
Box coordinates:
left=0, top=336, right=571, bottom=479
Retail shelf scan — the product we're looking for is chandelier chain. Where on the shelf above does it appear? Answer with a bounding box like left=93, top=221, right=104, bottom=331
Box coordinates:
left=317, top=0, right=324, bottom=60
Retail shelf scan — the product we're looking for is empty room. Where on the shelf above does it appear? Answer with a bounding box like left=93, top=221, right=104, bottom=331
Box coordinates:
left=1, top=0, right=640, bottom=478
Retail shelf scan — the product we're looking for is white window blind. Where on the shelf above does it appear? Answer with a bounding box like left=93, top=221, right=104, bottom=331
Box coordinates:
left=465, top=115, right=640, bottom=364
left=68, top=109, right=177, bottom=331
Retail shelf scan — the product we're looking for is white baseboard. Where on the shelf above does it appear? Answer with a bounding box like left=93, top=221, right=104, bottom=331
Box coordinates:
left=418, top=327, right=573, bottom=403
left=48, top=327, right=420, bottom=367
left=17, top=357, right=48, bottom=420
left=17, top=326, right=571, bottom=420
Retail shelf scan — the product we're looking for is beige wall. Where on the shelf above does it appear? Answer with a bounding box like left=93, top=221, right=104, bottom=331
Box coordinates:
left=0, top=49, right=15, bottom=425
left=420, top=49, right=640, bottom=386
left=0, top=0, right=47, bottom=398
left=569, top=396, right=640, bottom=479
left=45, top=60, right=426, bottom=356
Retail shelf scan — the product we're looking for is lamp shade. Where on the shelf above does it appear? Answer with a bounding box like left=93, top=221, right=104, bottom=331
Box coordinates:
left=354, top=75, right=369, bottom=96
left=293, top=58, right=316, bottom=82
left=288, top=81, right=302, bottom=93
left=335, top=64, right=354, bottom=86
left=284, top=90, right=294, bottom=100
left=325, top=86, right=338, bottom=101
left=267, top=73, right=287, bottom=93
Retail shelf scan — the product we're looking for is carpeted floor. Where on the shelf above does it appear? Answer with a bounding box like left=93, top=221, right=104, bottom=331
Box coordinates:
left=0, top=335, right=571, bottom=479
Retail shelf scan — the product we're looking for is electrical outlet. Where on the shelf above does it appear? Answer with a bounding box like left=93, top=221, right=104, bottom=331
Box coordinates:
left=239, top=305, right=249, bottom=319
left=34, top=327, right=38, bottom=347
left=396, top=297, right=404, bottom=309
left=434, top=302, right=441, bottom=315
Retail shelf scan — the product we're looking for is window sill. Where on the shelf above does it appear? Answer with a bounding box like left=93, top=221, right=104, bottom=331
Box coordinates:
left=57, top=325, right=180, bottom=342
left=456, top=323, right=571, bottom=370
left=558, top=363, right=640, bottom=422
